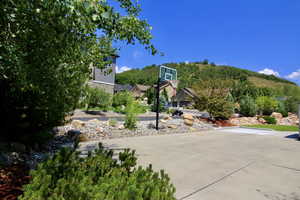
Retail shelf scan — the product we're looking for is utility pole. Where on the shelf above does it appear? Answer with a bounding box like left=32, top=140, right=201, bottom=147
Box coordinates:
left=156, top=78, right=160, bottom=130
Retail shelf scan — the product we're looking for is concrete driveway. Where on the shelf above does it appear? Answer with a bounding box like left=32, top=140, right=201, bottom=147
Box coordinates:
left=79, top=129, right=300, bottom=200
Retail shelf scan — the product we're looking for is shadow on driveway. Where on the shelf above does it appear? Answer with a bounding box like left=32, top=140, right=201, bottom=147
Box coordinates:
left=285, top=133, right=300, bottom=140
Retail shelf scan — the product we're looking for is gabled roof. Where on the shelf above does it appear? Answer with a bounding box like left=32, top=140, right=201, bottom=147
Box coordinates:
left=114, top=84, right=133, bottom=92
left=133, top=84, right=151, bottom=92
left=183, top=88, right=197, bottom=98
left=173, top=88, right=198, bottom=102
left=153, top=80, right=179, bottom=90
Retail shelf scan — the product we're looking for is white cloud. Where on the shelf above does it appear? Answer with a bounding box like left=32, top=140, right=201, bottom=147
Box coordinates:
left=185, top=61, right=189, bottom=64
left=258, top=68, right=280, bottom=77
left=116, top=66, right=131, bottom=73
left=285, top=69, right=300, bottom=80
left=133, top=51, right=143, bottom=60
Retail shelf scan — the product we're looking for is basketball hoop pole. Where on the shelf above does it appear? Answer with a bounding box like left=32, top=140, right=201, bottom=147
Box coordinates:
left=156, top=65, right=177, bottom=131
left=156, top=77, right=160, bottom=130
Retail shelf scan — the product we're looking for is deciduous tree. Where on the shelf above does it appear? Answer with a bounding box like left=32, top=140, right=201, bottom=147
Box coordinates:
left=0, top=0, right=156, bottom=142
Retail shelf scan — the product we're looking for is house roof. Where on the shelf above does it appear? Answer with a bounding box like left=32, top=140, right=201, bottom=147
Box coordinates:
left=134, top=84, right=151, bottom=92
left=183, top=88, right=197, bottom=98
left=153, top=80, right=179, bottom=90
left=173, top=87, right=198, bottom=102
left=114, top=84, right=133, bottom=92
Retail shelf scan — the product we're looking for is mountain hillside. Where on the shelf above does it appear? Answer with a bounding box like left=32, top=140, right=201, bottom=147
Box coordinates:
left=116, top=62, right=297, bottom=93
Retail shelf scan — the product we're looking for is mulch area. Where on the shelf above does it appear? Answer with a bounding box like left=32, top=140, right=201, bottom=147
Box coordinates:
left=0, top=165, right=31, bottom=200
left=198, top=117, right=236, bottom=127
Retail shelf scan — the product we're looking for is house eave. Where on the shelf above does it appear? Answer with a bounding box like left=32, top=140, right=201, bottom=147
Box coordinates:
left=91, top=80, right=115, bottom=86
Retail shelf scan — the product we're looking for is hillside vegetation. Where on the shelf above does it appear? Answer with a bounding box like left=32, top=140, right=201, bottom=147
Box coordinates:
left=116, top=62, right=296, bottom=90
left=117, top=61, right=300, bottom=118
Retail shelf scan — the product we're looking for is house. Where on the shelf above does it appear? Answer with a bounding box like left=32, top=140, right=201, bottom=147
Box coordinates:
left=114, top=84, right=133, bottom=94
left=88, top=55, right=119, bottom=94
left=131, top=84, right=151, bottom=98
left=172, top=87, right=197, bottom=107
left=157, top=80, right=179, bottom=102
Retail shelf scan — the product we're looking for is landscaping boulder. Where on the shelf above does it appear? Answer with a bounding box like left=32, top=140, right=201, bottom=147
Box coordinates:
left=200, top=112, right=210, bottom=119
left=160, top=119, right=167, bottom=123
left=231, top=113, right=240, bottom=118
left=164, top=116, right=173, bottom=120
left=189, top=127, right=197, bottom=132
left=229, top=117, right=260, bottom=126
left=117, top=124, right=125, bottom=130
left=277, top=113, right=299, bottom=126
left=77, top=134, right=89, bottom=142
left=271, top=112, right=283, bottom=119
left=147, top=123, right=156, bottom=129
left=278, top=118, right=290, bottom=126
left=184, top=119, right=194, bottom=126
left=182, top=114, right=194, bottom=121
left=147, top=123, right=166, bottom=130
left=71, top=120, right=85, bottom=128
left=67, top=129, right=82, bottom=140
left=258, top=117, right=266, bottom=124
left=167, top=124, right=177, bottom=129
left=95, top=127, right=104, bottom=133
left=89, top=119, right=101, bottom=124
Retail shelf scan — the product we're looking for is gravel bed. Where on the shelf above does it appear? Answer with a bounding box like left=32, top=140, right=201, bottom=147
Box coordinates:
left=1, top=116, right=213, bottom=169
left=58, top=117, right=214, bottom=141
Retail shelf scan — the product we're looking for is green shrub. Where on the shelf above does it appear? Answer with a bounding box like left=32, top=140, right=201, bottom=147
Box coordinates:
left=130, top=102, right=149, bottom=114
left=20, top=144, right=176, bottom=200
left=256, top=96, right=278, bottom=115
left=166, top=108, right=176, bottom=115
left=108, top=119, right=118, bottom=127
left=151, top=98, right=167, bottom=113
left=239, top=96, right=257, bottom=117
left=83, top=87, right=111, bottom=111
left=114, top=101, right=148, bottom=115
left=193, top=80, right=235, bottom=120
left=145, top=87, right=156, bottom=105
left=284, top=96, right=300, bottom=113
left=124, top=104, right=138, bottom=130
left=113, top=91, right=134, bottom=108
left=124, top=112, right=137, bottom=130
left=263, top=116, right=277, bottom=124
left=276, top=101, right=288, bottom=117
left=113, top=106, right=126, bottom=114
left=194, top=94, right=234, bottom=120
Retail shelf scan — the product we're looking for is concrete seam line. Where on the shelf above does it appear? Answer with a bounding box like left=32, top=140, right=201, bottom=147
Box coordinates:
left=271, top=164, right=300, bottom=172
left=178, top=161, right=256, bottom=200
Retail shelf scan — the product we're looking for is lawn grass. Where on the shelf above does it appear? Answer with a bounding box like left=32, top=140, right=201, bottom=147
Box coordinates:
left=245, top=124, right=299, bottom=132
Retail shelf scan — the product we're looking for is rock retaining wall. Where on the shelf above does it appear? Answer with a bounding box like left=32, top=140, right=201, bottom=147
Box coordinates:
left=229, top=112, right=299, bottom=126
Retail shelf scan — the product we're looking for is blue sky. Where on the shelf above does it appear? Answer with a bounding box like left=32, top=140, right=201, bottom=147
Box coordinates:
left=115, top=0, right=300, bottom=84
